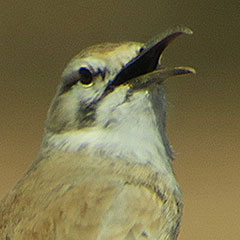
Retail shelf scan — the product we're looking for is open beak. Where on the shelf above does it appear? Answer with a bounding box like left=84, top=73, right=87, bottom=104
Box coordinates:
left=111, top=26, right=196, bottom=89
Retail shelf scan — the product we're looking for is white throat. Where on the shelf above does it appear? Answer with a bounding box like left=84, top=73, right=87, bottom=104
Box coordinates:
left=44, top=86, right=174, bottom=176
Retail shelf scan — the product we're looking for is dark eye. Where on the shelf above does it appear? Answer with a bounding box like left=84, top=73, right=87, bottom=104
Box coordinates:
left=139, top=47, right=144, bottom=53
left=79, top=67, right=93, bottom=86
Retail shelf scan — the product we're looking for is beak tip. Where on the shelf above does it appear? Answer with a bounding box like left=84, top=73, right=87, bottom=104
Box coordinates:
left=188, top=67, right=196, bottom=74
left=174, top=66, right=196, bottom=76
left=174, top=25, right=194, bottom=36
left=185, top=66, right=196, bottom=74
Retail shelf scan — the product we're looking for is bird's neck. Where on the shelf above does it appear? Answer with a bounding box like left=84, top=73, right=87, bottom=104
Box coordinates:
left=36, top=93, right=181, bottom=194
left=45, top=126, right=170, bottom=169
left=39, top=87, right=177, bottom=184
left=41, top=106, right=172, bottom=174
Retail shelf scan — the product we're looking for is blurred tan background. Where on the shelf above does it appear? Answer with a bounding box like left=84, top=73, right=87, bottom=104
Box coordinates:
left=0, top=1, right=239, bottom=239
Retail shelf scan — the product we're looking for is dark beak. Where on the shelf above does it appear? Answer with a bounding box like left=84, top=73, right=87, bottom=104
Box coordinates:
left=111, top=26, right=195, bottom=89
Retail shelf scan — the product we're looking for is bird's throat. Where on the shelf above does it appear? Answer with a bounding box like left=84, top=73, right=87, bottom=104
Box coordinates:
left=42, top=88, right=173, bottom=175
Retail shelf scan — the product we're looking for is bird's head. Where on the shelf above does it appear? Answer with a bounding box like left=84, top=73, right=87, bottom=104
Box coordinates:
left=43, top=26, right=195, bottom=161
left=46, top=26, right=194, bottom=132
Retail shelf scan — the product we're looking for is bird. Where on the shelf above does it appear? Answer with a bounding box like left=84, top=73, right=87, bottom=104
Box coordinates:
left=0, top=26, right=195, bottom=240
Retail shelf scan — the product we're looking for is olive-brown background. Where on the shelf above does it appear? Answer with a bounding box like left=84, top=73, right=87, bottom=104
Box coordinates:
left=1, top=1, right=239, bottom=239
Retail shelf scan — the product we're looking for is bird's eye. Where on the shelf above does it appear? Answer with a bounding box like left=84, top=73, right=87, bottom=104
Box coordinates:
left=139, top=47, right=144, bottom=53
left=79, top=67, right=93, bottom=86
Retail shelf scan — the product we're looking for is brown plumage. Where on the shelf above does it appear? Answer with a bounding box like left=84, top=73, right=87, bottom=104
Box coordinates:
left=1, top=152, right=182, bottom=239
left=0, top=27, right=194, bottom=240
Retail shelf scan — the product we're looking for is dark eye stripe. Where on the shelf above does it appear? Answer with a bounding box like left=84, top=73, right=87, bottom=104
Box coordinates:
left=97, top=67, right=106, bottom=80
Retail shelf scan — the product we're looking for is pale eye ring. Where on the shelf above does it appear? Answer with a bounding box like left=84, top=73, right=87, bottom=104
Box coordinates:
left=78, top=67, right=93, bottom=86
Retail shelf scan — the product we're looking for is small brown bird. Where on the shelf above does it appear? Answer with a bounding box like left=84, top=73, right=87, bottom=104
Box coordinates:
left=0, top=26, right=195, bottom=240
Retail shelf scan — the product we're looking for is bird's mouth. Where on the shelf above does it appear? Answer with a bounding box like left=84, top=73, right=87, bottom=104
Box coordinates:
left=109, top=26, right=195, bottom=90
